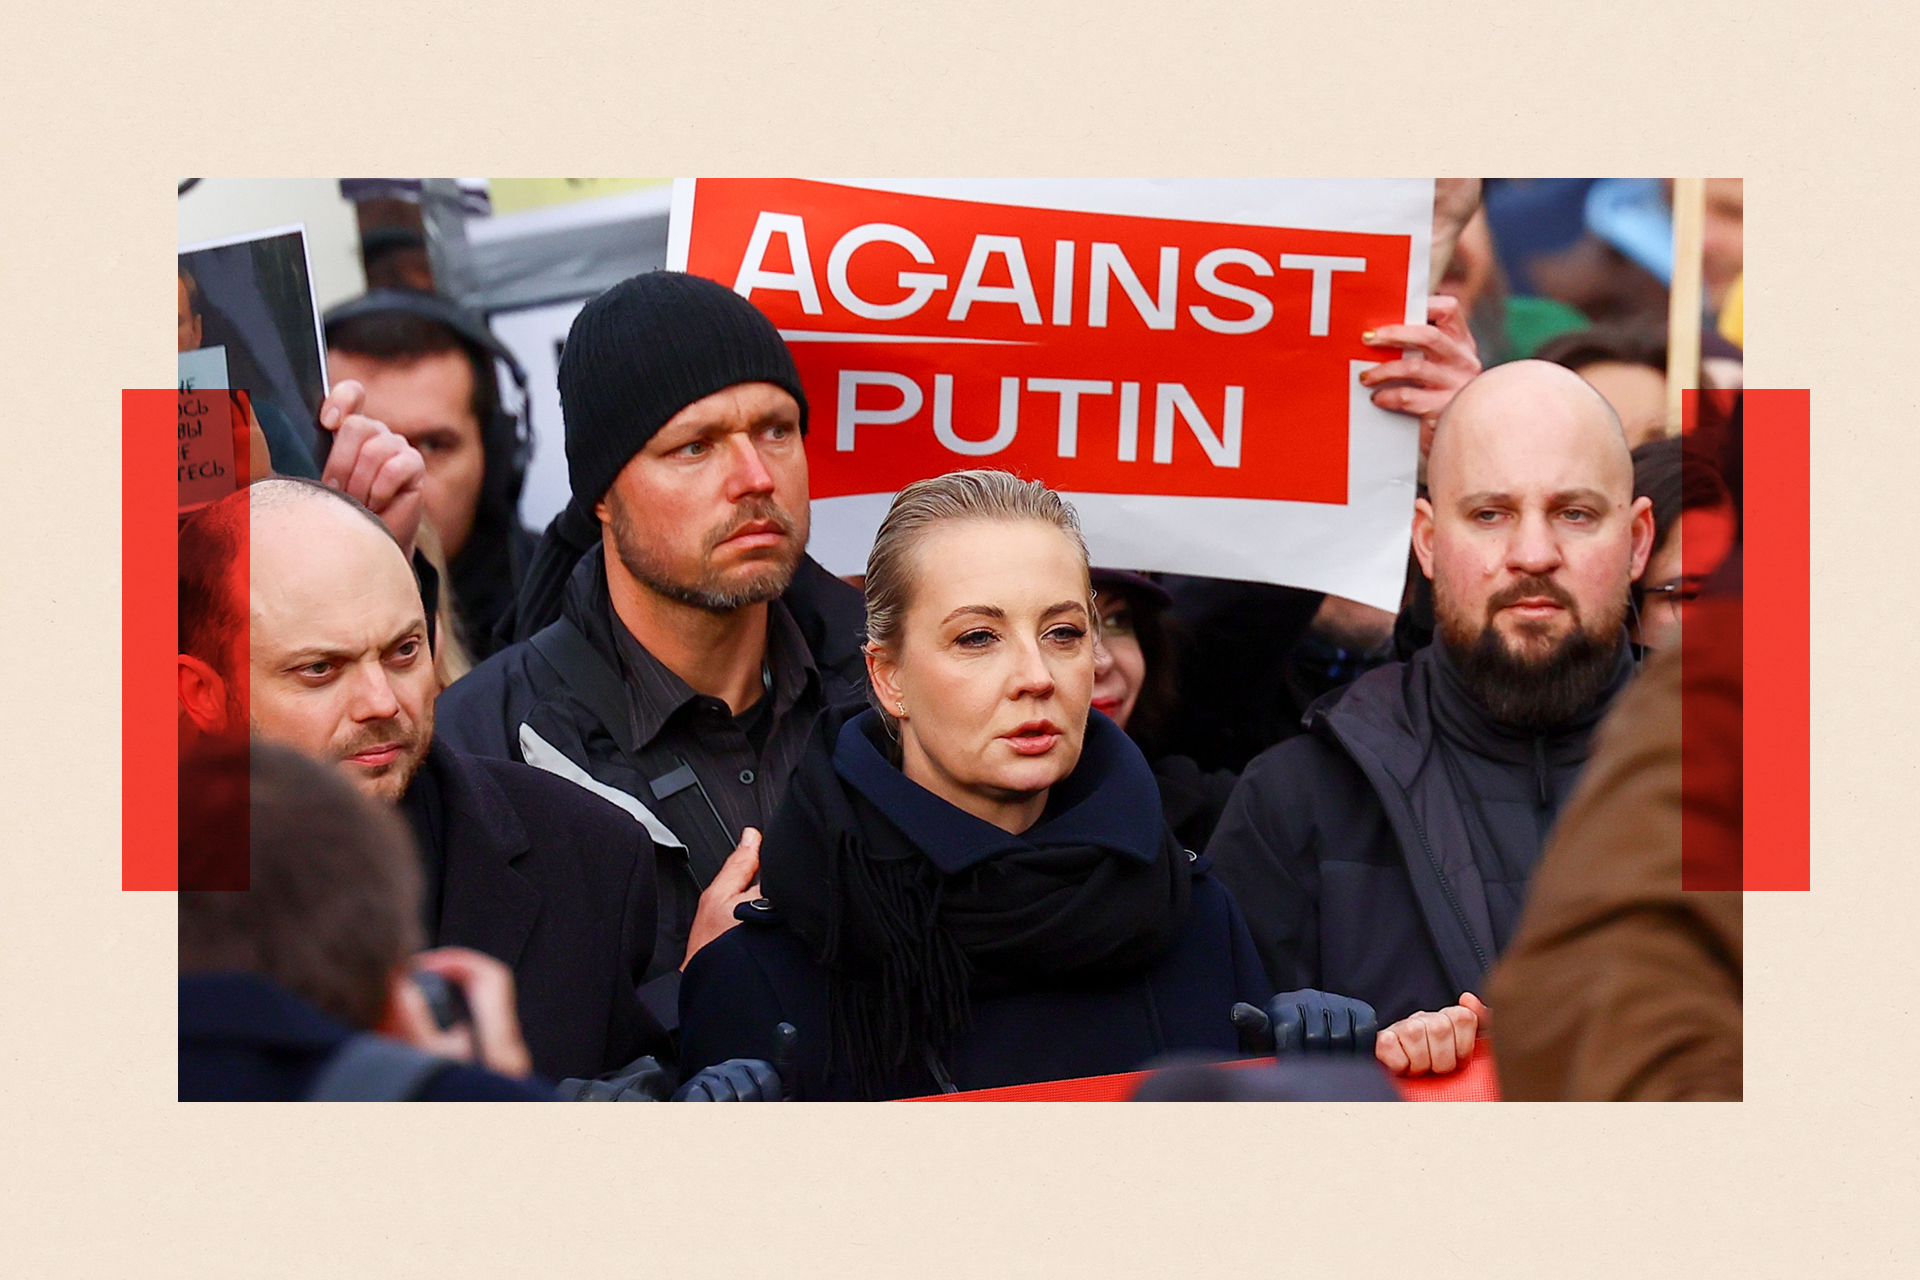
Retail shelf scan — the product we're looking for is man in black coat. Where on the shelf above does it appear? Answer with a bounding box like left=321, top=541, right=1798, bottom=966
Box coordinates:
left=436, top=273, right=867, bottom=1029
left=1206, top=361, right=1654, bottom=1062
left=177, top=478, right=665, bottom=1082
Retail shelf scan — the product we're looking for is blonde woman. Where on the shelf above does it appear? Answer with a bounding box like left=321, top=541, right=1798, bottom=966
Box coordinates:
left=679, top=471, right=1324, bottom=1099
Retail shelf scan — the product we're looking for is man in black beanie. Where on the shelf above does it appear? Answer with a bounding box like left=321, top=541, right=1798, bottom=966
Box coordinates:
left=436, top=271, right=865, bottom=1033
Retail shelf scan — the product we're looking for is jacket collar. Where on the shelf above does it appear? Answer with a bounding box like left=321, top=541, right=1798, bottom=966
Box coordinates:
left=564, top=548, right=820, bottom=749
left=402, top=738, right=541, bottom=967
left=1311, top=637, right=1634, bottom=785
left=829, top=707, right=1164, bottom=875
left=1427, top=634, right=1633, bottom=769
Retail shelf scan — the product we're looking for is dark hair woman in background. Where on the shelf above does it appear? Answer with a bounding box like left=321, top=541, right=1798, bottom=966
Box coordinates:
left=1088, top=568, right=1239, bottom=852
left=677, top=471, right=1276, bottom=1099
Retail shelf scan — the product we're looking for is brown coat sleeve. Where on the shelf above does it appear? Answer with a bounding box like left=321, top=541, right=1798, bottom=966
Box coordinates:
left=1488, top=621, right=1743, bottom=1101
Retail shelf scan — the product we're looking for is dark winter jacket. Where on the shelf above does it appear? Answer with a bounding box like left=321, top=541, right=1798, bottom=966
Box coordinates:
left=433, top=549, right=867, bottom=1021
left=397, top=738, right=666, bottom=1080
left=679, top=709, right=1273, bottom=1099
left=179, top=972, right=549, bottom=1101
left=1205, top=640, right=1635, bottom=1025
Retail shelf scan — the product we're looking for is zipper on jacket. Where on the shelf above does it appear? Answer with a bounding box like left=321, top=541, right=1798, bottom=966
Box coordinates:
left=1532, top=735, right=1549, bottom=808
left=1407, top=807, right=1492, bottom=977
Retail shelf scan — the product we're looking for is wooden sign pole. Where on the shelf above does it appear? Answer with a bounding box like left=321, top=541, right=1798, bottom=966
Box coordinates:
left=1665, top=177, right=1706, bottom=436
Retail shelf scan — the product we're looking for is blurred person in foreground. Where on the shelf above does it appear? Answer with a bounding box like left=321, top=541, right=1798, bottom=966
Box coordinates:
left=1206, top=361, right=1654, bottom=1077
left=436, top=272, right=868, bottom=1029
left=179, top=738, right=550, bottom=1101
left=325, top=290, right=538, bottom=661
left=176, top=477, right=664, bottom=1082
left=1487, top=628, right=1742, bottom=1099
left=677, top=472, right=1382, bottom=1100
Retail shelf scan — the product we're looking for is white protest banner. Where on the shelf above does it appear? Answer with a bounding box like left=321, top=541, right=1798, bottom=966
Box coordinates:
left=667, top=179, right=1432, bottom=611
left=177, top=345, right=237, bottom=510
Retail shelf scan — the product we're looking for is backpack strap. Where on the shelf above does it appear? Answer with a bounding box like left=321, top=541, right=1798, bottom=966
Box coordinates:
left=527, top=618, right=733, bottom=887
left=307, top=1035, right=453, bottom=1101
left=529, top=619, right=643, bottom=759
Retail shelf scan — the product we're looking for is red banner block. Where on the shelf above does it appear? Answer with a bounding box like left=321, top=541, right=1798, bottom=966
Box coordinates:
left=1739, top=389, right=1810, bottom=890
left=124, top=389, right=180, bottom=890
left=680, top=179, right=1413, bottom=505
left=905, top=1043, right=1501, bottom=1101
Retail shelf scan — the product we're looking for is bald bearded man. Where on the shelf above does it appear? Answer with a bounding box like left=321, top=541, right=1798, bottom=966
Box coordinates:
left=1206, top=361, right=1654, bottom=1073
left=176, top=478, right=667, bottom=1082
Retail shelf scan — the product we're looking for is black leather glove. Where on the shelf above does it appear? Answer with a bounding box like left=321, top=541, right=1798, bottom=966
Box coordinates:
left=554, top=1055, right=674, bottom=1101
left=671, top=1022, right=801, bottom=1101
left=673, top=1059, right=781, bottom=1101
left=1231, top=990, right=1380, bottom=1056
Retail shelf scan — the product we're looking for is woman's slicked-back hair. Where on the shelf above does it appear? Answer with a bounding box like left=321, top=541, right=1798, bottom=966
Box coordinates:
left=862, top=469, right=1091, bottom=728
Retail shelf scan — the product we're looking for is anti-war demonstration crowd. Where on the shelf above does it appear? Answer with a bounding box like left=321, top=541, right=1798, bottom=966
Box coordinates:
left=176, top=179, right=1746, bottom=1101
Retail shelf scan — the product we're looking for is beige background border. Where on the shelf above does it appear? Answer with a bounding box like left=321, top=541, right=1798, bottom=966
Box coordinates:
left=0, top=1, right=1907, bottom=1273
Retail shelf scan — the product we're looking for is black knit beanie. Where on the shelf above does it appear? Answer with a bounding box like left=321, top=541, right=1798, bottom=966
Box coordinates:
left=498, top=271, right=809, bottom=646
left=558, top=270, right=809, bottom=511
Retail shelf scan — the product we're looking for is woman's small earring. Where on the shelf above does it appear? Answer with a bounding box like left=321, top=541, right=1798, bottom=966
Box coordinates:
left=896, top=702, right=907, bottom=716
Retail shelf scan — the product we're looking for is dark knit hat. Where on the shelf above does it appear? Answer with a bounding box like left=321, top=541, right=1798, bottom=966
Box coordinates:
left=557, top=271, right=809, bottom=509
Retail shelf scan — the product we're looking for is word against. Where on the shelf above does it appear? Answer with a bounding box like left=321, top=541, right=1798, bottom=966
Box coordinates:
left=735, top=213, right=1368, bottom=339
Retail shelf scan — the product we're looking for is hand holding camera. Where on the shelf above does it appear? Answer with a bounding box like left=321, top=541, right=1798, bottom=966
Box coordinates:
left=388, top=947, right=535, bottom=1079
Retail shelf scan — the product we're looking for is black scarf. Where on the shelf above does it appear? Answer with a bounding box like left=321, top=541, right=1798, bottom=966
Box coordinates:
left=762, top=706, right=1192, bottom=1099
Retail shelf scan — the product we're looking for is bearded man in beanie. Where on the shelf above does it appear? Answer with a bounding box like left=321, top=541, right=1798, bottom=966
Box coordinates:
left=436, top=272, right=865, bottom=1032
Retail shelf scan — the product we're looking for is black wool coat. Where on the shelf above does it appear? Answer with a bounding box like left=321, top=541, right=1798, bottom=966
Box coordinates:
left=678, top=710, right=1272, bottom=1100
left=680, top=864, right=1271, bottom=1099
left=400, top=739, right=666, bottom=1081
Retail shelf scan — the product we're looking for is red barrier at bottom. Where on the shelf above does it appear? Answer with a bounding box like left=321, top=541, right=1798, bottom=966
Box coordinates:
left=904, top=1041, right=1500, bottom=1101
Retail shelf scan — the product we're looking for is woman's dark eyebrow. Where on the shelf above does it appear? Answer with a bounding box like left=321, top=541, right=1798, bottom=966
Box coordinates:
left=942, top=604, right=1006, bottom=625
left=940, top=601, right=1088, bottom=625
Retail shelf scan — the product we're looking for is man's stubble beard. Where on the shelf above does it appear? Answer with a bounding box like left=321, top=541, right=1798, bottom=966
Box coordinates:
left=250, top=693, right=434, bottom=805
left=608, top=492, right=808, bottom=613
left=1434, top=572, right=1627, bottom=732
